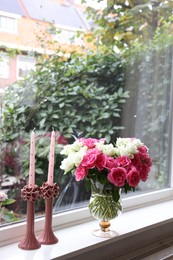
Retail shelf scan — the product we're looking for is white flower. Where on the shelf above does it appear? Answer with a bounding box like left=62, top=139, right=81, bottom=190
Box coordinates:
left=115, top=138, right=143, bottom=158
left=60, top=140, right=84, bottom=156
left=96, top=142, right=116, bottom=156
left=0, top=191, right=8, bottom=202
left=71, top=140, right=84, bottom=152
left=60, top=144, right=87, bottom=172
left=132, top=138, right=143, bottom=147
left=60, top=157, right=74, bottom=173
left=73, top=147, right=87, bottom=167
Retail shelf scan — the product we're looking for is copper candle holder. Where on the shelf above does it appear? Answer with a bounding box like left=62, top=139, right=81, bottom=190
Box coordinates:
left=37, top=182, right=59, bottom=245
left=18, top=185, right=41, bottom=250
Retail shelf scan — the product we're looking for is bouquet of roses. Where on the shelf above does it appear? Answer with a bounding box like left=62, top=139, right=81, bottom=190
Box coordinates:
left=60, top=137, right=152, bottom=203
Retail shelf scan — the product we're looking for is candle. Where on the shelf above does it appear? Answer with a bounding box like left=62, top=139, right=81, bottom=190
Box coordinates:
left=29, top=130, right=35, bottom=188
left=47, top=129, right=55, bottom=185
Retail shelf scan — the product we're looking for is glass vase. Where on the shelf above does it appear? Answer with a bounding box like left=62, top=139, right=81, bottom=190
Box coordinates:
left=89, top=182, right=122, bottom=238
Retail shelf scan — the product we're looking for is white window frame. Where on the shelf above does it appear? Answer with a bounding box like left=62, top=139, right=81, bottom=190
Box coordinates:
left=52, top=24, right=84, bottom=46
left=0, top=53, right=9, bottom=79
left=0, top=11, right=20, bottom=34
left=17, top=55, right=36, bottom=79
left=1, top=188, right=173, bottom=246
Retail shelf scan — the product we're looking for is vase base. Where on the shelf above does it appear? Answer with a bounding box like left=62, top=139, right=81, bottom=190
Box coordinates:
left=91, top=229, right=119, bottom=238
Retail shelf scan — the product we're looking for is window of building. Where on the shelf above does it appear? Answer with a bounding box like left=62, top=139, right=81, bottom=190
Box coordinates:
left=0, top=53, right=9, bottom=79
left=17, top=55, right=36, bottom=79
left=53, top=29, right=83, bottom=46
left=0, top=15, right=17, bottom=33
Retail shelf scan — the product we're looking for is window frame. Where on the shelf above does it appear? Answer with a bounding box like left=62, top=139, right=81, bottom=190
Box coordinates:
left=0, top=52, right=9, bottom=79
left=52, top=24, right=84, bottom=46
left=0, top=76, right=173, bottom=246
left=1, top=187, right=173, bottom=247
left=0, top=11, right=20, bottom=34
left=16, top=55, right=36, bottom=79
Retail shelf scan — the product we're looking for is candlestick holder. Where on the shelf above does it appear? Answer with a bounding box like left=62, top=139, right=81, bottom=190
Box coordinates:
left=37, top=182, right=59, bottom=244
left=18, top=185, right=41, bottom=250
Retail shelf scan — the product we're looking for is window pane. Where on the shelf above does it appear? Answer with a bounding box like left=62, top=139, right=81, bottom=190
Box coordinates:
left=0, top=0, right=172, bottom=227
left=17, top=55, right=35, bottom=79
left=122, top=46, right=172, bottom=192
left=0, top=16, right=16, bottom=32
left=0, top=53, right=9, bottom=79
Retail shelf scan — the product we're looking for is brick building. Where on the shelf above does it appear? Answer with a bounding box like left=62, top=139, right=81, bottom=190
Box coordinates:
left=0, top=0, right=89, bottom=89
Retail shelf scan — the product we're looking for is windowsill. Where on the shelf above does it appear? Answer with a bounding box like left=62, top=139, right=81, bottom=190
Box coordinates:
left=1, top=199, right=173, bottom=259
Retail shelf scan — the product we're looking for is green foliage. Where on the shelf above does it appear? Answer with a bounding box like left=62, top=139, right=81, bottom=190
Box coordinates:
left=0, top=48, right=128, bottom=215
left=83, top=0, right=173, bottom=48
left=2, top=49, right=128, bottom=143
left=0, top=198, right=19, bottom=224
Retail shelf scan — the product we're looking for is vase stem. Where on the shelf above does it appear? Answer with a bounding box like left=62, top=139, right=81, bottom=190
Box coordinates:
left=100, top=221, right=110, bottom=232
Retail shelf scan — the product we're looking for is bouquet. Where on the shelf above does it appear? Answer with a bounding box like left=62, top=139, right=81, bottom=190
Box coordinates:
left=60, top=137, right=152, bottom=203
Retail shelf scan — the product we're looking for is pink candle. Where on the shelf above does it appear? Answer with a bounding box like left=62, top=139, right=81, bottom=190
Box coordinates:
left=29, top=130, right=35, bottom=188
left=47, top=129, right=55, bottom=185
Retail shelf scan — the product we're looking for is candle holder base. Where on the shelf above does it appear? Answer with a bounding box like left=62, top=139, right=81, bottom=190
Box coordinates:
left=18, top=234, right=41, bottom=250
left=37, top=230, right=58, bottom=245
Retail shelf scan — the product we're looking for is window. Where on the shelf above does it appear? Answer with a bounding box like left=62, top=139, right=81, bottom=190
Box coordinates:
left=0, top=0, right=173, bottom=247
left=0, top=53, right=9, bottom=79
left=17, top=55, right=36, bottom=79
left=53, top=28, right=83, bottom=46
left=0, top=15, right=17, bottom=33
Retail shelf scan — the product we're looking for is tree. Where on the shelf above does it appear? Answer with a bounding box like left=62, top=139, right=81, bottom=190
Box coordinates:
left=83, top=0, right=173, bottom=48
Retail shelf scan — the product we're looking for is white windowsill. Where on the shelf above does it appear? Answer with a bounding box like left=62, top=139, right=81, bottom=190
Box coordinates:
left=1, top=199, right=173, bottom=260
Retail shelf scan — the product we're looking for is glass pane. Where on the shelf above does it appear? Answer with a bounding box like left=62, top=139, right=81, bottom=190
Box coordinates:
left=0, top=0, right=172, bottom=226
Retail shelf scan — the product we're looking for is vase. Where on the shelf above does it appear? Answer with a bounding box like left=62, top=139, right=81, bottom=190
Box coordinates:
left=88, top=181, right=122, bottom=238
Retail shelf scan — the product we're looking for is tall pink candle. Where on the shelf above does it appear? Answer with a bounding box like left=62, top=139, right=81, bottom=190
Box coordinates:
left=29, top=130, right=35, bottom=188
left=47, top=129, right=55, bottom=185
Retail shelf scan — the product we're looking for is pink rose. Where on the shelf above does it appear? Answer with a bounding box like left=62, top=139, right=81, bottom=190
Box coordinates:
left=95, top=153, right=107, bottom=171
left=105, top=157, right=118, bottom=170
left=75, top=165, right=87, bottom=181
left=138, top=145, right=148, bottom=155
left=79, top=138, right=98, bottom=148
left=131, top=154, right=142, bottom=172
left=115, top=156, right=131, bottom=169
left=127, top=167, right=140, bottom=187
left=140, top=163, right=150, bottom=181
left=138, top=146, right=152, bottom=167
left=107, top=167, right=127, bottom=187
left=81, top=148, right=100, bottom=169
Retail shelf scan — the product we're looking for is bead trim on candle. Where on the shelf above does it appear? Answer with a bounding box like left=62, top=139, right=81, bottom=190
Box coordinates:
left=40, top=182, right=59, bottom=199
left=21, top=185, right=41, bottom=202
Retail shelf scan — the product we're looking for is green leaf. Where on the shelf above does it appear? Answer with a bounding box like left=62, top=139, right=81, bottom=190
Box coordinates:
left=112, top=189, right=120, bottom=202
left=1, top=199, right=15, bottom=206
